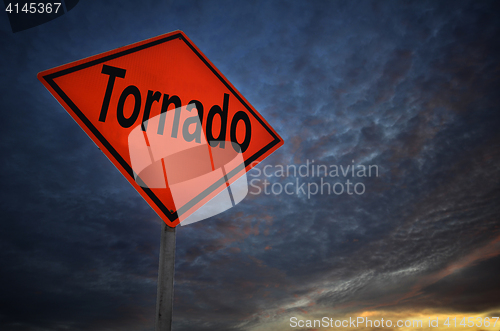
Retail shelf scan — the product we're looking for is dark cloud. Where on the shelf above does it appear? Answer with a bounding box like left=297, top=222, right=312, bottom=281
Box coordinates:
left=415, top=253, right=500, bottom=313
left=1, top=0, right=500, bottom=330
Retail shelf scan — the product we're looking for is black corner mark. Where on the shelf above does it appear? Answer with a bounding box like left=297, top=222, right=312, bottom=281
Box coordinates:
left=64, top=0, right=77, bottom=10
left=4, top=0, right=80, bottom=33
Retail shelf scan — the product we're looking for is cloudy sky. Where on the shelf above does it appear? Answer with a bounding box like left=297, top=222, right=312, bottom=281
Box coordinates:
left=1, top=1, right=500, bottom=330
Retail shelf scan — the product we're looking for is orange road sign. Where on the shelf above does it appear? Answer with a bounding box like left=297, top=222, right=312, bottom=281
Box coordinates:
left=38, top=30, right=283, bottom=227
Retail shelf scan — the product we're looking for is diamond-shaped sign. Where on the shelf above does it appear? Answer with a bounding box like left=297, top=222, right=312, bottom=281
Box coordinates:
left=38, top=30, right=283, bottom=227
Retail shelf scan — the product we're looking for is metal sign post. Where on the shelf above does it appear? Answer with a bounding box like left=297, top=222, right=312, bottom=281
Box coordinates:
left=155, top=224, right=176, bottom=331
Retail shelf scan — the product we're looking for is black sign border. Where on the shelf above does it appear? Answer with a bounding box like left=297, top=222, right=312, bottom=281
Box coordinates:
left=40, top=32, right=283, bottom=225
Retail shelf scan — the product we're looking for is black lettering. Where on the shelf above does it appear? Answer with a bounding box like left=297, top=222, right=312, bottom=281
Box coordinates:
left=157, top=94, right=182, bottom=135
left=99, top=65, right=126, bottom=122
left=182, top=101, right=204, bottom=143
left=206, top=93, right=229, bottom=148
left=141, top=90, right=161, bottom=131
left=116, top=85, right=141, bottom=128
left=186, top=100, right=204, bottom=124
left=230, top=111, right=251, bottom=153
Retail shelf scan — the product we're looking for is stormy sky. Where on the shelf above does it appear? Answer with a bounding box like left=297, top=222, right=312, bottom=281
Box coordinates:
left=1, top=1, right=500, bottom=330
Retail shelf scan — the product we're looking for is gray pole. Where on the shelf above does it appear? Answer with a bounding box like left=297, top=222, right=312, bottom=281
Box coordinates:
left=155, top=222, right=176, bottom=331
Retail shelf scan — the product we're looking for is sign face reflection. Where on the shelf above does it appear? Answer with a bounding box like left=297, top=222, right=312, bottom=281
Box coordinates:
left=38, top=30, right=283, bottom=227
